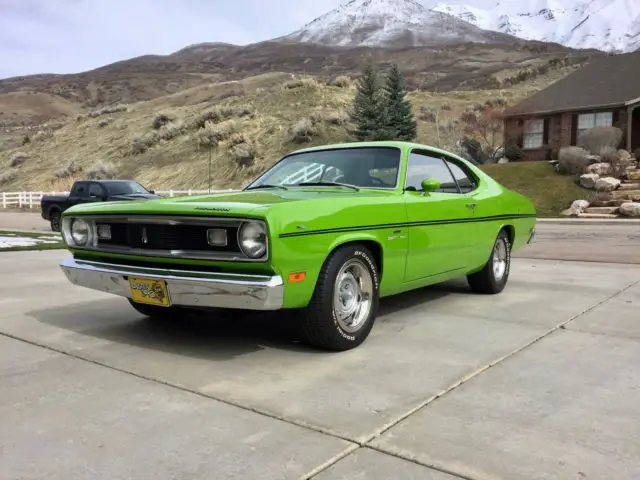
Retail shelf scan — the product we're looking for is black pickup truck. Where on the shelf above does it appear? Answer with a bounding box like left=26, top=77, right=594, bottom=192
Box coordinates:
left=41, top=179, right=161, bottom=231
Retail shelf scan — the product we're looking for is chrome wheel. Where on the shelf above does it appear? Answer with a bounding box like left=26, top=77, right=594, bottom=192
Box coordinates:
left=333, top=258, right=374, bottom=333
left=492, top=237, right=508, bottom=281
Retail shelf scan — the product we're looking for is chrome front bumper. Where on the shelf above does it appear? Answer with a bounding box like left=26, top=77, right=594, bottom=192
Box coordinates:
left=59, top=256, right=284, bottom=310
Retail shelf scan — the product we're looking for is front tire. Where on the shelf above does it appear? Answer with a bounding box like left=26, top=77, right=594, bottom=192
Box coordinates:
left=49, top=210, right=61, bottom=232
left=128, top=299, right=179, bottom=320
left=467, top=229, right=511, bottom=294
left=300, top=244, right=380, bottom=351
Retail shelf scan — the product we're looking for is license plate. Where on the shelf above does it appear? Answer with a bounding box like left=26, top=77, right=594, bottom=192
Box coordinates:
left=128, top=276, right=171, bottom=307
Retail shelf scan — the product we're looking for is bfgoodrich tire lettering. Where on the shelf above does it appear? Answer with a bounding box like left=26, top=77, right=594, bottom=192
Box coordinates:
left=300, top=244, right=380, bottom=351
left=467, top=229, right=511, bottom=294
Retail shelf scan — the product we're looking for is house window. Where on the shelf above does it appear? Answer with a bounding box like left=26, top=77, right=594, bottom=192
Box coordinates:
left=577, top=111, right=612, bottom=138
left=523, top=119, right=544, bottom=149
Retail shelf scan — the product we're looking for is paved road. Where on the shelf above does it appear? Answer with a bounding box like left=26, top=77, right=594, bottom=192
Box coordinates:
left=1, top=249, right=640, bottom=479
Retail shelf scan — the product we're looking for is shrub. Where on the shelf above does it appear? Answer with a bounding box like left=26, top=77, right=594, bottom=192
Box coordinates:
left=418, top=106, right=437, bottom=122
left=55, top=160, right=83, bottom=179
left=33, top=129, right=53, bottom=142
left=10, top=152, right=28, bottom=167
left=157, top=121, right=185, bottom=141
left=87, top=160, right=116, bottom=180
left=578, top=126, right=623, bottom=154
left=190, top=107, right=234, bottom=129
left=504, top=144, right=524, bottom=162
left=130, top=132, right=158, bottom=154
left=196, top=120, right=236, bottom=148
left=329, top=75, right=351, bottom=87
left=485, top=97, right=508, bottom=108
left=600, top=146, right=626, bottom=178
left=21, top=134, right=30, bottom=145
left=228, top=132, right=247, bottom=146
left=230, top=142, right=256, bottom=167
left=558, top=146, right=589, bottom=174
left=283, top=77, right=316, bottom=89
left=0, top=170, right=17, bottom=185
left=98, top=117, right=114, bottom=127
left=324, top=110, right=348, bottom=125
left=291, top=117, right=316, bottom=143
left=152, top=113, right=172, bottom=130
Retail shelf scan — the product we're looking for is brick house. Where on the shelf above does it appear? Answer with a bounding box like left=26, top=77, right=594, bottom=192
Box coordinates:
left=503, top=52, right=640, bottom=161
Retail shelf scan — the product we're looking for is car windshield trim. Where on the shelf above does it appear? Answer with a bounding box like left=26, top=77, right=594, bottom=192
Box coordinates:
left=244, top=146, right=402, bottom=191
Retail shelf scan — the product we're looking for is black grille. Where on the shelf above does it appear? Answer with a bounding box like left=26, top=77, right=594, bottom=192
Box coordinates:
left=96, top=222, right=240, bottom=253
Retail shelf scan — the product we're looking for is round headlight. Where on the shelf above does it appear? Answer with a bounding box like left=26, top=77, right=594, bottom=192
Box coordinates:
left=71, top=218, right=90, bottom=246
left=238, top=221, right=267, bottom=258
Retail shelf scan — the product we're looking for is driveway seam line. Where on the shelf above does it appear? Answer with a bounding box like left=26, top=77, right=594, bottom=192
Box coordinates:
left=0, top=330, right=359, bottom=446
left=360, top=277, right=640, bottom=446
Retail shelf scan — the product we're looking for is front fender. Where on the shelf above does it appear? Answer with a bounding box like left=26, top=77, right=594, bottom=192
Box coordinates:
left=273, top=227, right=406, bottom=308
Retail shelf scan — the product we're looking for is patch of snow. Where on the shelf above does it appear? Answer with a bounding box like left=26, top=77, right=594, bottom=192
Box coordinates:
left=277, top=0, right=512, bottom=47
left=0, top=235, right=61, bottom=249
left=430, top=0, right=640, bottom=53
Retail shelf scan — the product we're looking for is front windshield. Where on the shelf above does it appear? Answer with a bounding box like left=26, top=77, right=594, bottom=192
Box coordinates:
left=104, top=181, right=149, bottom=195
left=246, top=146, right=401, bottom=189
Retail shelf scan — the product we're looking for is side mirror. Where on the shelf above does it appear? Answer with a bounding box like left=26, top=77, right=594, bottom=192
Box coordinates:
left=421, top=178, right=440, bottom=193
left=149, top=190, right=155, bottom=194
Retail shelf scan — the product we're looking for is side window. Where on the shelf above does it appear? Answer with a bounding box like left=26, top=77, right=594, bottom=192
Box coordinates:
left=72, top=182, right=88, bottom=197
left=444, top=159, right=477, bottom=193
left=405, top=152, right=458, bottom=193
left=88, top=183, right=104, bottom=197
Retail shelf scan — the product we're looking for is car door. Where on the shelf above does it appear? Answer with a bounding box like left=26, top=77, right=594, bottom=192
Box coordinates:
left=403, top=149, right=478, bottom=283
left=68, top=181, right=90, bottom=205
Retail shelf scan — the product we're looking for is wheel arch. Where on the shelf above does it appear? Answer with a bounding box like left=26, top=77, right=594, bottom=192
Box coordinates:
left=326, top=235, right=384, bottom=280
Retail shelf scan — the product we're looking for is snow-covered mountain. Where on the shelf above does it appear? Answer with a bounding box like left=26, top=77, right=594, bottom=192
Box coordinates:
left=276, top=0, right=515, bottom=47
left=430, top=0, right=640, bottom=53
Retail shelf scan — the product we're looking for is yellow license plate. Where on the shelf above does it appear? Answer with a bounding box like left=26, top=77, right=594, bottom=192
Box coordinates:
left=128, top=277, right=171, bottom=307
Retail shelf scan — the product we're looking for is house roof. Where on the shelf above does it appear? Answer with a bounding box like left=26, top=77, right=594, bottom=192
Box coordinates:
left=503, top=52, right=640, bottom=117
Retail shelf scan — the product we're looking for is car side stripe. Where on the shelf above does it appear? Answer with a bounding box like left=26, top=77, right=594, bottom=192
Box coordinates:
left=278, top=213, right=536, bottom=238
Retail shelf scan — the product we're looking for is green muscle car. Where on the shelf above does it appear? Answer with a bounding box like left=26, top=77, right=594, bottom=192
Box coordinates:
left=59, top=141, right=536, bottom=351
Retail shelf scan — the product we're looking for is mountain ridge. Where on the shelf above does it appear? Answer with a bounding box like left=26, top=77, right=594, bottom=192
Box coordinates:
left=431, top=0, right=640, bottom=53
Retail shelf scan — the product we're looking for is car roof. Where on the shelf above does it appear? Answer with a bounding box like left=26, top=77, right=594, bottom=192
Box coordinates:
left=287, top=140, right=461, bottom=159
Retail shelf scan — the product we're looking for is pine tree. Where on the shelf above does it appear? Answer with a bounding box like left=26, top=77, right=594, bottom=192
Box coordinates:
left=380, top=64, right=417, bottom=141
left=348, top=64, right=386, bottom=141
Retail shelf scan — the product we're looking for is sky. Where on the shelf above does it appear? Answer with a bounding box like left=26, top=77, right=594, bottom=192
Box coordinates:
left=0, top=0, right=468, bottom=79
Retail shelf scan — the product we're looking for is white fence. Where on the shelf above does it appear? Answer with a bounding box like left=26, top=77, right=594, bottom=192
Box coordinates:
left=0, top=189, right=236, bottom=210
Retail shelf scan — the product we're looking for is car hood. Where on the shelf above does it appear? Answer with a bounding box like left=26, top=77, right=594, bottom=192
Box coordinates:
left=110, top=193, right=162, bottom=201
left=63, top=188, right=395, bottom=218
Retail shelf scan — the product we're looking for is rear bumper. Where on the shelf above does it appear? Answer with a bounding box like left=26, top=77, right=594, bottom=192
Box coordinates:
left=59, top=256, right=284, bottom=310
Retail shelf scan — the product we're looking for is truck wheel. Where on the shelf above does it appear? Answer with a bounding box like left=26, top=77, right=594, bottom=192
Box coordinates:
left=128, top=299, right=178, bottom=320
left=50, top=210, right=61, bottom=232
left=467, top=229, right=511, bottom=294
left=300, top=244, right=380, bottom=351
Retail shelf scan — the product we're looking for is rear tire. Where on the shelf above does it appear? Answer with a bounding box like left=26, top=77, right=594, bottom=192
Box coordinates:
left=50, top=210, right=61, bottom=232
left=467, top=229, right=511, bottom=294
left=300, top=244, right=380, bottom=351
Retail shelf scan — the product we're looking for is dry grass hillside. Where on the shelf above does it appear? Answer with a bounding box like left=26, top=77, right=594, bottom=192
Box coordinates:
left=0, top=62, right=582, bottom=192
left=0, top=39, right=599, bottom=126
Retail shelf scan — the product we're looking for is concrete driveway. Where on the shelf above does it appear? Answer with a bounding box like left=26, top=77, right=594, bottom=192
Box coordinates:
left=1, top=242, right=640, bottom=479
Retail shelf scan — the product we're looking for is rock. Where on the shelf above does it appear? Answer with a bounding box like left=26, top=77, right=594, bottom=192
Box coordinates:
left=580, top=173, right=600, bottom=189
left=618, top=149, right=633, bottom=162
left=586, top=162, right=612, bottom=175
left=497, top=157, right=509, bottom=164
left=619, top=202, right=640, bottom=217
left=561, top=208, right=580, bottom=217
left=570, top=199, right=590, bottom=212
left=586, top=154, right=601, bottom=165
left=595, top=176, right=621, bottom=191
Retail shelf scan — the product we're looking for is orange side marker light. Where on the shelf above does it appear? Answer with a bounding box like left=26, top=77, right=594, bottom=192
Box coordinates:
left=288, top=272, right=306, bottom=283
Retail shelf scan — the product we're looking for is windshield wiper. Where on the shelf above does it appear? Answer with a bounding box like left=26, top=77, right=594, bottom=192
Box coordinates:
left=245, top=184, right=288, bottom=190
left=297, top=181, right=359, bottom=191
